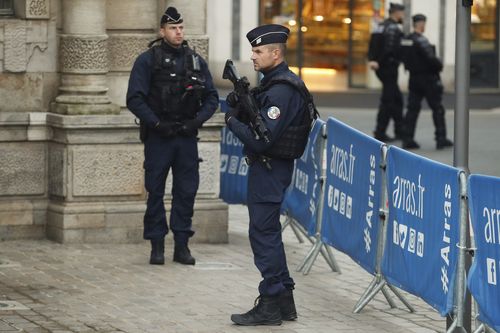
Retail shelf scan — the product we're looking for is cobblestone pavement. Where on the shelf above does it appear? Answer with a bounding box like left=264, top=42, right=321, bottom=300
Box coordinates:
left=0, top=205, right=445, bottom=333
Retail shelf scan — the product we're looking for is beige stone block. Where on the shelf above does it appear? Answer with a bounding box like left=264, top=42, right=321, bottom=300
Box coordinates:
left=14, top=0, right=50, bottom=19
left=106, top=212, right=143, bottom=228
left=197, top=141, right=220, bottom=197
left=0, top=199, right=46, bottom=230
left=0, top=211, right=32, bottom=226
left=0, top=225, right=45, bottom=240
left=107, top=72, right=130, bottom=107
left=0, top=126, right=28, bottom=141
left=82, top=227, right=143, bottom=243
left=106, top=0, right=157, bottom=30
left=48, top=143, right=67, bottom=197
left=108, top=34, right=154, bottom=72
left=46, top=225, right=86, bottom=243
left=71, top=146, right=144, bottom=197
left=4, top=20, right=27, bottom=73
left=0, top=73, right=44, bottom=112
left=0, top=142, right=46, bottom=196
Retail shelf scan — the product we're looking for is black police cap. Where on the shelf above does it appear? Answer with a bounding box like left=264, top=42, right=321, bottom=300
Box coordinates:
left=246, top=24, right=290, bottom=47
left=160, top=7, right=183, bottom=25
left=412, top=14, right=427, bottom=23
left=389, top=2, right=405, bottom=12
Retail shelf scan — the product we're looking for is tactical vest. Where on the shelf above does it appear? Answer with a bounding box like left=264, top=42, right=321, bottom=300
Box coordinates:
left=146, top=41, right=206, bottom=122
left=252, top=74, right=319, bottom=160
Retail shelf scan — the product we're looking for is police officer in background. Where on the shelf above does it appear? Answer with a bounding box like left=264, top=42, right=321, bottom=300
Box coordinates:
left=126, top=7, right=218, bottom=265
left=402, top=14, right=453, bottom=150
left=225, top=24, right=315, bottom=326
left=368, top=2, right=405, bottom=142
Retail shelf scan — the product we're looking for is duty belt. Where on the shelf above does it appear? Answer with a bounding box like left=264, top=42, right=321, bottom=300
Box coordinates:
left=245, top=155, right=272, bottom=171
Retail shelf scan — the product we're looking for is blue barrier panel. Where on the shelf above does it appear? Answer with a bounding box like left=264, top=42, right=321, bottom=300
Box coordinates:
left=219, top=100, right=248, bottom=204
left=281, top=119, right=326, bottom=236
left=382, top=146, right=460, bottom=316
left=468, top=174, right=500, bottom=332
left=320, top=117, right=382, bottom=275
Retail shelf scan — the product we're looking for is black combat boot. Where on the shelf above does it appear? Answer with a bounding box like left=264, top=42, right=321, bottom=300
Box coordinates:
left=402, top=139, right=420, bottom=150
left=173, top=244, right=195, bottom=265
left=374, top=132, right=395, bottom=143
left=231, top=295, right=282, bottom=326
left=149, top=239, right=165, bottom=265
left=279, top=289, right=297, bottom=321
left=436, top=138, right=453, bottom=150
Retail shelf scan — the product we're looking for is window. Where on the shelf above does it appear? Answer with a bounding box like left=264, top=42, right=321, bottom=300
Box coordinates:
left=0, top=0, right=14, bottom=16
left=470, top=0, right=499, bottom=87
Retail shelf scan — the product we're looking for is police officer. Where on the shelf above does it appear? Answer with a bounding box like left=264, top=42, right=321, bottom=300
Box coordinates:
left=126, top=7, right=218, bottom=265
left=368, top=2, right=405, bottom=142
left=225, top=24, right=315, bottom=326
left=402, top=14, right=453, bottom=150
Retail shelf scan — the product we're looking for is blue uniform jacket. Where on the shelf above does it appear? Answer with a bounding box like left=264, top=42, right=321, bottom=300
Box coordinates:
left=226, top=62, right=305, bottom=156
left=227, top=62, right=306, bottom=203
left=126, top=41, right=219, bottom=128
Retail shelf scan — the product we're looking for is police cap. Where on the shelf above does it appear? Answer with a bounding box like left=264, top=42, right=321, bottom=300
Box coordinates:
left=412, top=14, right=427, bottom=23
left=246, top=24, right=290, bottom=47
left=389, top=2, right=405, bottom=12
left=160, top=7, right=183, bottom=26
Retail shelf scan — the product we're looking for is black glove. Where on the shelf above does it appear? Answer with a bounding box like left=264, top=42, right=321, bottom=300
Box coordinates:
left=226, top=92, right=239, bottom=108
left=181, top=118, right=203, bottom=136
left=155, top=121, right=181, bottom=138
left=224, top=107, right=239, bottom=124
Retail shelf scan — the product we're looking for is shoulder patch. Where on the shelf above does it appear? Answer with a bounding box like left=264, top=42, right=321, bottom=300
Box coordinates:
left=267, top=106, right=281, bottom=120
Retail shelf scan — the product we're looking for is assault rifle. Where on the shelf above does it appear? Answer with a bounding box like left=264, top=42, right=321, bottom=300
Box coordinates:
left=222, top=59, right=270, bottom=143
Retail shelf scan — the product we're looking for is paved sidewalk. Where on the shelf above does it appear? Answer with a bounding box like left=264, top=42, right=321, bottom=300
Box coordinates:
left=0, top=205, right=444, bottom=333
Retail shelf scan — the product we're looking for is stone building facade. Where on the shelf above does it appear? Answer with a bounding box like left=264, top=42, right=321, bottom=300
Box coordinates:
left=0, top=0, right=228, bottom=243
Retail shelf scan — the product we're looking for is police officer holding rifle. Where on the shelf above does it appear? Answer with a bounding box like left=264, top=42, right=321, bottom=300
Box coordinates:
left=224, top=24, right=317, bottom=326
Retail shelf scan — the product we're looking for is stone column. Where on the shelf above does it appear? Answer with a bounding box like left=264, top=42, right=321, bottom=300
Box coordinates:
left=46, top=0, right=143, bottom=243
left=52, top=0, right=119, bottom=115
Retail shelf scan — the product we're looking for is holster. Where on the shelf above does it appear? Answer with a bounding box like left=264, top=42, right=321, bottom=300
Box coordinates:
left=139, top=121, right=148, bottom=143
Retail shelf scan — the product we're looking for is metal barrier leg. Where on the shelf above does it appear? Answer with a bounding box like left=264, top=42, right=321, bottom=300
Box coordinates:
left=353, top=276, right=415, bottom=313
left=353, top=279, right=387, bottom=313
left=446, top=319, right=458, bottom=333
left=472, top=324, right=485, bottom=333
left=296, top=239, right=320, bottom=272
left=381, top=286, right=398, bottom=309
left=386, top=283, right=415, bottom=313
left=320, top=244, right=341, bottom=273
left=281, top=215, right=290, bottom=231
left=353, top=277, right=378, bottom=311
left=288, top=219, right=305, bottom=244
left=302, top=239, right=323, bottom=275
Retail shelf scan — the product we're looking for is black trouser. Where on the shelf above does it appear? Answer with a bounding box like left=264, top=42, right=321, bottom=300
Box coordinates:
left=404, top=72, right=447, bottom=141
left=374, top=65, right=404, bottom=137
left=143, top=131, right=199, bottom=245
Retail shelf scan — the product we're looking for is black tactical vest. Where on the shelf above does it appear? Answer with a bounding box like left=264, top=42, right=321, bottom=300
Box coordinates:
left=146, top=41, right=206, bottom=122
left=253, top=74, right=318, bottom=160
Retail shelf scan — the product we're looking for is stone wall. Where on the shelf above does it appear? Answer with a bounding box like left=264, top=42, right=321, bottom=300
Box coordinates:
left=0, top=0, right=228, bottom=243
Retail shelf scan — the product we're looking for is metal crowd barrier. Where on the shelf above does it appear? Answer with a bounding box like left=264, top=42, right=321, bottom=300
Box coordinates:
left=219, top=107, right=500, bottom=330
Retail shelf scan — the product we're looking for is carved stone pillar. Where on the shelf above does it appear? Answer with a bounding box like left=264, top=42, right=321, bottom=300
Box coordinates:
left=52, top=0, right=118, bottom=115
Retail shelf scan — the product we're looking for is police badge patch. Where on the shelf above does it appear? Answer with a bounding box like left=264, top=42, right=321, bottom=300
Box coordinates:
left=267, top=106, right=281, bottom=120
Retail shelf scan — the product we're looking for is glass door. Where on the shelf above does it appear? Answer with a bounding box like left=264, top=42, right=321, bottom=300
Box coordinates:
left=471, top=0, right=499, bottom=88
left=348, top=0, right=385, bottom=87
left=259, top=0, right=385, bottom=90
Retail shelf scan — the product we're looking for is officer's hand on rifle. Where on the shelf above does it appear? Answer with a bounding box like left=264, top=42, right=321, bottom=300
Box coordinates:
left=181, top=118, right=203, bottom=136
left=224, top=107, right=239, bottom=124
left=226, top=92, right=239, bottom=108
left=155, top=121, right=181, bottom=138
